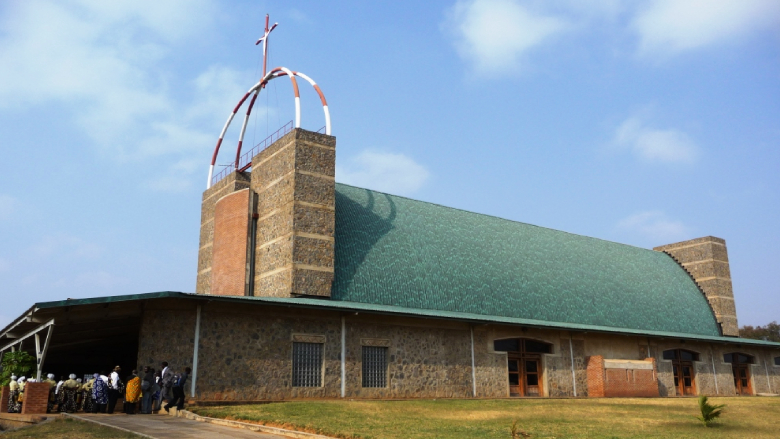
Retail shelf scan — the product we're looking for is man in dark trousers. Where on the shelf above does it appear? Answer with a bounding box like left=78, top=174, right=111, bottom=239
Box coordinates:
left=158, top=362, right=174, bottom=411
left=165, top=367, right=190, bottom=412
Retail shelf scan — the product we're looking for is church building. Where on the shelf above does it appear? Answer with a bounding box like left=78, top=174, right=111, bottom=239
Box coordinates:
left=2, top=126, right=779, bottom=402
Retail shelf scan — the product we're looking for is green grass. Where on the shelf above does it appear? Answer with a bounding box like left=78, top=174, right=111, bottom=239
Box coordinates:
left=190, top=397, right=780, bottom=439
left=0, top=417, right=140, bottom=438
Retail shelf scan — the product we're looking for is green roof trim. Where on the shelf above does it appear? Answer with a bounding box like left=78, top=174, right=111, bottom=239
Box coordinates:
left=34, top=291, right=187, bottom=309
left=31, top=292, right=780, bottom=348
left=332, top=184, right=722, bottom=337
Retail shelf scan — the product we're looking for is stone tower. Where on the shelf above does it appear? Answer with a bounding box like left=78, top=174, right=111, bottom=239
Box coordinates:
left=196, top=128, right=336, bottom=298
left=654, top=236, right=739, bottom=337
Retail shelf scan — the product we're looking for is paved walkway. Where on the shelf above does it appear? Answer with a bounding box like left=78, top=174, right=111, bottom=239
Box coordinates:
left=70, top=413, right=292, bottom=439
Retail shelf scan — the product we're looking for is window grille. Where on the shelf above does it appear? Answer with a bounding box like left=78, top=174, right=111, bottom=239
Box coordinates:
left=292, top=342, right=323, bottom=387
left=362, top=346, right=388, bottom=388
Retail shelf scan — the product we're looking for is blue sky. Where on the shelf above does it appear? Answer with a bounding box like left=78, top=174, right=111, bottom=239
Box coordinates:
left=1, top=0, right=778, bottom=329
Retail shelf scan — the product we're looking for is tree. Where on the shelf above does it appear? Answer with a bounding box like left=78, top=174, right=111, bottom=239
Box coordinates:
left=0, top=351, right=36, bottom=387
left=739, top=321, right=780, bottom=342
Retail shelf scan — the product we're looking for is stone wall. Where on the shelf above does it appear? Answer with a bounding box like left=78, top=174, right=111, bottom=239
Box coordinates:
left=211, top=189, right=251, bottom=296
left=654, top=236, right=739, bottom=336
left=136, top=299, right=197, bottom=377
left=134, top=298, right=780, bottom=401
left=20, top=382, right=49, bottom=414
left=250, top=129, right=336, bottom=298
left=197, top=172, right=251, bottom=295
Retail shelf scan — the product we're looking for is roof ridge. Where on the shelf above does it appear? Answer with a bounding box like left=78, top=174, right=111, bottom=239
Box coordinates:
left=335, top=182, right=658, bottom=254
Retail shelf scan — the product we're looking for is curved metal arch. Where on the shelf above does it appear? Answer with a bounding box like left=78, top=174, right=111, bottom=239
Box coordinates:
left=207, top=67, right=331, bottom=188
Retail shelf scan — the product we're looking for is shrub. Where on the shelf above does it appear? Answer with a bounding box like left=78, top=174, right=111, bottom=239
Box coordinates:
left=0, top=351, right=36, bottom=387
left=696, top=395, right=725, bottom=426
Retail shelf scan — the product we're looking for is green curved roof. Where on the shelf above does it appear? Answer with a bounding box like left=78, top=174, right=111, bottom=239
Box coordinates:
left=332, top=183, right=721, bottom=337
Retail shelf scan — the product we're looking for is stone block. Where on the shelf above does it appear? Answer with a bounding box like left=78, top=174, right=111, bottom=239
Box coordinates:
left=292, top=269, right=334, bottom=297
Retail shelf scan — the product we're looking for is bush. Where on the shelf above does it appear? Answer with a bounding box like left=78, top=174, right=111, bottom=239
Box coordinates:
left=0, top=351, right=36, bottom=387
left=696, top=395, right=725, bottom=426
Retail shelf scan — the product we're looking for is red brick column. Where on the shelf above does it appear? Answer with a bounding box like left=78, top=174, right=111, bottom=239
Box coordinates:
left=0, top=386, right=9, bottom=412
left=586, top=355, right=605, bottom=397
left=21, top=382, right=49, bottom=414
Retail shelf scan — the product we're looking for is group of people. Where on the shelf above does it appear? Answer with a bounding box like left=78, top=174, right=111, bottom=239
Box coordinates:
left=6, top=362, right=191, bottom=415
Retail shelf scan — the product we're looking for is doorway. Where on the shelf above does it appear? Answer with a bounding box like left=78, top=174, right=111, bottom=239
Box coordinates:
left=724, top=353, right=754, bottom=396
left=663, top=349, right=699, bottom=396
left=495, top=338, right=552, bottom=397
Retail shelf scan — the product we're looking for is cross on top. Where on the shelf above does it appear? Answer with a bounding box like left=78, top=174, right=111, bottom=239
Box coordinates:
left=255, top=14, right=278, bottom=81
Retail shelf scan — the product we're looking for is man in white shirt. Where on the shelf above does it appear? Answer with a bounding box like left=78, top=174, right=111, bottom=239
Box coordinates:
left=107, top=366, right=122, bottom=414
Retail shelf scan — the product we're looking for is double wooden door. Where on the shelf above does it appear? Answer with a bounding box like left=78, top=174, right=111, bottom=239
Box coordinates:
left=671, top=361, right=696, bottom=396
left=508, top=356, right=541, bottom=397
left=732, top=364, right=752, bottom=395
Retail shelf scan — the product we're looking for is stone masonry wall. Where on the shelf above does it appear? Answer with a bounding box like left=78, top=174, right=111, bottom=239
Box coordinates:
left=197, top=172, right=251, bottom=295
left=654, top=236, right=739, bottom=336
left=136, top=300, right=197, bottom=378
left=251, top=129, right=335, bottom=298
left=211, top=189, right=251, bottom=296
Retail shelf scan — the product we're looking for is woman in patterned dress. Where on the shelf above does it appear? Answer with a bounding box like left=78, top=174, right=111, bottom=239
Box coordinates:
left=81, top=377, right=94, bottom=413
left=91, top=373, right=109, bottom=413
left=7, top=375, right=19, bottom=413
left=124, top=371, right=141, bottom=414
left=61, top=374, right=80, bottom=413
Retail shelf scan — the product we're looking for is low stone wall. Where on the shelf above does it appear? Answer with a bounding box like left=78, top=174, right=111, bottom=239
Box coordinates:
left=0, top=413, right=47, bottom=430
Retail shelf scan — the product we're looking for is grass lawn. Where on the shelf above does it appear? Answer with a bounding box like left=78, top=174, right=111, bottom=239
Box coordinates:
left=191, top=397, right=780, bottom=439
left=0, top=417, right=140, bottom=438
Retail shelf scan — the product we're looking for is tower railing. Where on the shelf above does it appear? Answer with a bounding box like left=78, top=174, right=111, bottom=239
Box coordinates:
left=210, top=120, right=294, bottom=186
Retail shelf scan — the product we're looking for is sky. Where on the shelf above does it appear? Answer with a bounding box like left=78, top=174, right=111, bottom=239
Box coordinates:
left=0, top=0, right=778, bottom=330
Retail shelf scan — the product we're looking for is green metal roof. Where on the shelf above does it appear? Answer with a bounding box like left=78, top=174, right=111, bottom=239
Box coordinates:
left=332, top=183, right=722, bottom=337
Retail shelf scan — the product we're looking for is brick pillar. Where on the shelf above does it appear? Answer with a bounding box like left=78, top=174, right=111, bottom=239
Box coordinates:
left=1, top=386, right=8, bottom=413
left=210, top=189, right=252, bottom=296
left=586, top=355, right=605, bottom=397
left=20, top=382, right=49, bottom=414
left=654, top=236, right=739, bottom=336
left=251, top=129, right=336, bottom=297
left=197, top=171, right=251, bottom=294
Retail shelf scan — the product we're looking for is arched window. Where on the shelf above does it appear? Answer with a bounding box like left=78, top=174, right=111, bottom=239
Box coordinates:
left=493, top=338, right=552, bottom=397
left=662, top=349, right=699, bottom=396
left=724, top=352, right=754, bottom=396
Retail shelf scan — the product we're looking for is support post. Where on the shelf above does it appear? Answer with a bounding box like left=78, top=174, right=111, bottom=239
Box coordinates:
left=38, top=325, right=53, bottom=382
left=470, top=326, right=476, bottom=398
left=191, top=305, right=202, bottom=398
left=710, top=346, right=719, bottom=395
left=765, top=359, right=772, bottom=394
left=34, top=333, right=41, bottom=381
left=341, top=316, right=346, bottom=398
left=569, top=335, right=577, bottom=397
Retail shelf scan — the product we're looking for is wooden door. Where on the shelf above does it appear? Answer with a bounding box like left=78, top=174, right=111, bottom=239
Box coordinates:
left=732, top=364, right=751, bottom=395
left=672, top=362, right=696, bottom=396
left=524, top=359, right=541, bottom=397
left=508, top=357, right=522, bottom=396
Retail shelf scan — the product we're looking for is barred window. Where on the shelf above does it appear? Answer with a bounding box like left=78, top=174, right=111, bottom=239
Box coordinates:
left=292, top=342, right=323, bottom=387
left=362, top=346, right=388, bottom=388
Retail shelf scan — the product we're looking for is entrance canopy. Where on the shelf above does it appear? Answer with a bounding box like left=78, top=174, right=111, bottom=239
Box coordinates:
left=0, top=292, right=185, bottom=380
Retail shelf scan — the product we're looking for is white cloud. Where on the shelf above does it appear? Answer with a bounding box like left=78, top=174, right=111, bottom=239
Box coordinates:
left=633, top=0, right=780, bottom=58
left=617, top=211, right=690, bottom=243
left=0, top=1, right=253, bottom=187
left=443, top=0, right=568, bottom=75
left=613, top=116, right=699, bottom=164
left=0, top=195, right=15, bottom=220
left=336, top=151, right=430, bottom=196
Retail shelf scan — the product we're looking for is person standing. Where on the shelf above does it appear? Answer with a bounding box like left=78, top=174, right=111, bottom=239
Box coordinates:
left=7, top=375, right=19, bottom=413
left=158, top=362, right=174, bottom=410
left=55, top=375, right=65, bottom=412
left=164, top=367, right=190, bottom=412
left=61, top=374, right=80, bottom=413
left=140, top=367, right=156, bottom=414
left=17, top=377, right=26, bottom=413
left=91, top=373, right=109, bottom=413
left=82, top=376, right=95, bottom=413
left=124, top=370, right=141, bottom=414
left=107, top=366, right=122, bottom=414
left=43, top=373, right=56, bottom=413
